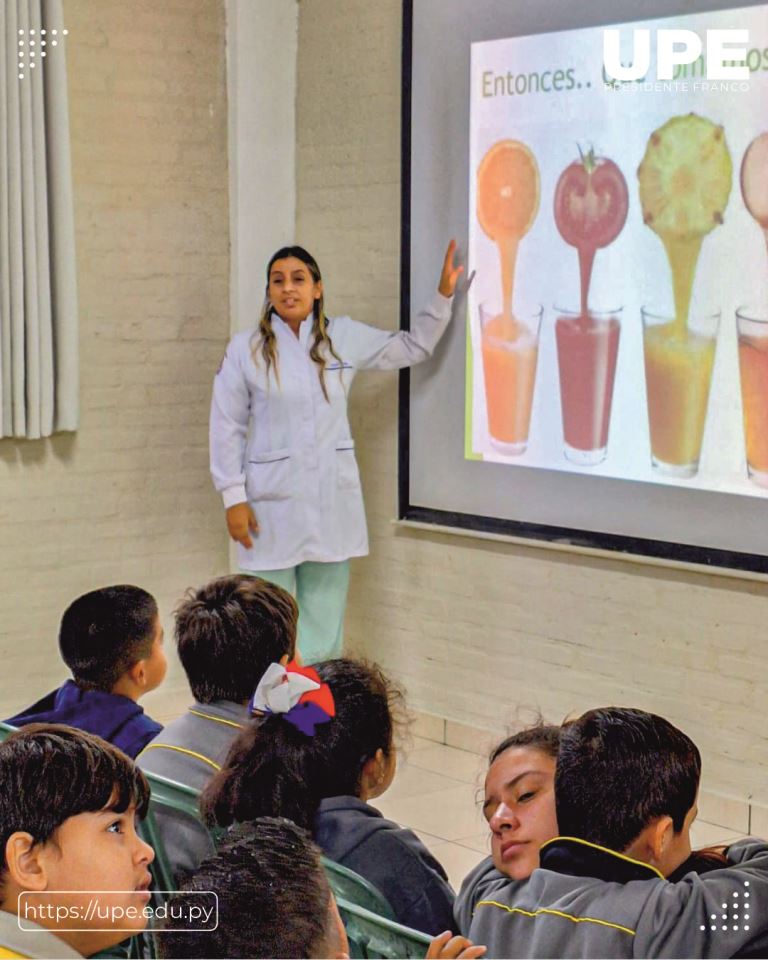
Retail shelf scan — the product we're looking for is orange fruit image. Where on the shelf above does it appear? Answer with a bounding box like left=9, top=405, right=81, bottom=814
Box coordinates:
left=477, top=140, right=540, bottom=241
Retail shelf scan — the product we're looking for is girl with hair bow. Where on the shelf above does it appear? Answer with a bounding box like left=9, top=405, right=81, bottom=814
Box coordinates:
left=201, top=657, right=456, bottom=936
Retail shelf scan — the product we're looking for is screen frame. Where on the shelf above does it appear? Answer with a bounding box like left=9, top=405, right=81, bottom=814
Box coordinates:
left=397, top=0, right=768, bottom=576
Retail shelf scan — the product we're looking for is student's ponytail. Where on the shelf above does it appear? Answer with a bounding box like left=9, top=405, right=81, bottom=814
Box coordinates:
left=200, top=714, right=321, bottom=831
left=201, top=658, right=406, bottom=833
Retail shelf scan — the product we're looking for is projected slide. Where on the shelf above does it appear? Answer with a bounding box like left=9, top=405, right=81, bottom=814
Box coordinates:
left=467, top=5, right=768, bottom=496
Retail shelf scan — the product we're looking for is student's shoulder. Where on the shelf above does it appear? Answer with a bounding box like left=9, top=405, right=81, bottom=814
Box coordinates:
left=633, top=847, right=768, bottom=955
left=356, top=812, right=453, bottom=883
left=456, top=855, right=508, bottom=903
left=454, top=856, right=511, bottom=933
left=135, top=712, right=203, bottom=766
left=121, top=710, right=163, bottom=757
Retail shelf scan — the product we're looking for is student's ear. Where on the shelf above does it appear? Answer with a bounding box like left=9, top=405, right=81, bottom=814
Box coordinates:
left=127, top=658, right=148, bottom=689
left=314, top=279, right=324, bottom=301
left=650, top=816, right=675, bottom=865
left=632, top=816, right=674, bottom=868
left=624, top=816, right=673, bottom=869
left=361, top=748, right=386, bottom=788
left=4, top=833, right=49, bottom=892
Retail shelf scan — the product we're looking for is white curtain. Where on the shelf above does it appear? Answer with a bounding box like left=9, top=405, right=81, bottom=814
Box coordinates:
left=0, top=0, right=78, bottom=439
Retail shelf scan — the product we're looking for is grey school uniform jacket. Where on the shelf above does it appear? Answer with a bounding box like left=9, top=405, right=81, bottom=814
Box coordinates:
left=136, top=700, right=248, bottom=881
left=455, top=836, right=768, bottom=959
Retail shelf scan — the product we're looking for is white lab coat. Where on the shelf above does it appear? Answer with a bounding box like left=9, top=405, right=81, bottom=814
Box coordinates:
left=210, top=292, right=453, bottom=570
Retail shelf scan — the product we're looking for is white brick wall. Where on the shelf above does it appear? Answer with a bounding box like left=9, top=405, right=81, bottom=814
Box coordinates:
left=296, top=0, right=768, bottom=802
left=0, top=0, right=230, bottom=716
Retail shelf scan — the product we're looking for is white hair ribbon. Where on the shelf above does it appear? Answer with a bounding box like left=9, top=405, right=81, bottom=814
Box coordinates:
left=251, top=662, right=321, bottom=715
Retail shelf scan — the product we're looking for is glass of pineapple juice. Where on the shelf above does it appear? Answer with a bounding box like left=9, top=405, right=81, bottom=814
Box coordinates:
left=642, top=306, right=720, bottom=478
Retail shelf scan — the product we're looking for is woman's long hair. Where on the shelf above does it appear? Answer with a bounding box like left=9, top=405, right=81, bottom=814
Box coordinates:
left=253, top=245, right=343, bottom=401
left=200, top=658, right=405, bottom=832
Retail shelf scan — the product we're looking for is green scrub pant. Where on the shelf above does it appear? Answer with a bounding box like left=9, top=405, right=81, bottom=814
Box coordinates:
left=244, top=560, right=350, bottom=664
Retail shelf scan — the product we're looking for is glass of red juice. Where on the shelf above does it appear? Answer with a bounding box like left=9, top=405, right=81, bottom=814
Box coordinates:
left=555, top=307, right=621, bottom=466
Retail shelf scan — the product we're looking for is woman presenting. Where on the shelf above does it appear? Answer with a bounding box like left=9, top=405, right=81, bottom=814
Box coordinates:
left=210, top=242, right=463, bottom=662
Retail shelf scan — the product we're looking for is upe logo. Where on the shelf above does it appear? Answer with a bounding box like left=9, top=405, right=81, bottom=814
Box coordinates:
left=603, top=28, right=749, bottom=81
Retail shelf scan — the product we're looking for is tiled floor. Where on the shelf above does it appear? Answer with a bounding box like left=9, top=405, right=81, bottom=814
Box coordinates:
left=147, top=688, right=748, bottom=893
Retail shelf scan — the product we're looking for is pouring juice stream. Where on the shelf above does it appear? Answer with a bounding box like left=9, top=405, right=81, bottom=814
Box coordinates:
left=736, top=132, right=768, bottom=482
left=476, top=140, right=540, bottom=450
left=638, top=114, right=731, bottom=472
left=553, top=148, right=628, bottom=463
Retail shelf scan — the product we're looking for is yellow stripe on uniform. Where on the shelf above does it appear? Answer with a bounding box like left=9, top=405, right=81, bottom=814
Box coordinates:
left=138, top=743, right=221, bottom=771
left=539, top=836, right=665, bottom=880
left=188, top=709, right=245, bottom=730
left=475, top=901, right=636, bottom=937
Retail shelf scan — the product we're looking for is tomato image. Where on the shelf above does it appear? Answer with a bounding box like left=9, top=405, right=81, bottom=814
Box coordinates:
left=554, top=147, right=629, bottom=251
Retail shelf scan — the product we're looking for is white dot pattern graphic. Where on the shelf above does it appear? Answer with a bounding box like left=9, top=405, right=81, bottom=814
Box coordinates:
left=16, top=26, right=68, bottom=79
left=704, top=882, right=757, bottom=935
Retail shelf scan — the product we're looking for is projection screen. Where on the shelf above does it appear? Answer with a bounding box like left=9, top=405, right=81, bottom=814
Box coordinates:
left=401, top=0, right=768, bottom=574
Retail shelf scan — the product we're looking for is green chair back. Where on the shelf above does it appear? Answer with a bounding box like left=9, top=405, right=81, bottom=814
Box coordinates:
left=133, top=773, right=210, bottom=958
left=139, top=770, right=205, bottom=893
left=322, top=856, right=395, bottom=919
left=137, top=772, right=416, bottom=958
left=142, top=769, right=202, bottom=820
left=336, top=897, right=431, bottom=960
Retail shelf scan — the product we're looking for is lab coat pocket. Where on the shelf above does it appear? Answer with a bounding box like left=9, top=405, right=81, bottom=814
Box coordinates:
left=335, top=440, right=361, bottom=490
left=246, top=448, right=293, bottom=501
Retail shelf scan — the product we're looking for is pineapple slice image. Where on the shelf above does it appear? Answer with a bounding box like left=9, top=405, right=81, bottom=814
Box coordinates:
left=637, top=113, right=732, bottom=239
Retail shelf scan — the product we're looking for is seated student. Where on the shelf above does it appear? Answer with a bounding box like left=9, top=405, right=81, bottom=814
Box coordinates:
left=5, top=586, right=165, bottom=758
left=482, top=725, right=560, bottom=880
left=157, top=818, right=349, bottom=960
left=157, top=818, right=485, bottom=960
left=136, top=574, right=298, bottom=878
left=0, top=724, right=155, bottom=960
left=483, top=724, right=730, bottom=887
left=200, top=658, right=456, bottom=936
left=456, top=707, right=768, bottom=959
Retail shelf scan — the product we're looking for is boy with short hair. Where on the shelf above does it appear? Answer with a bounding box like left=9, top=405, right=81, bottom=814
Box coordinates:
left=456, top=707, right=768, bottom=958
left=158, top=819, right=485, bottom=960
left=156, top=818, right=348, bottom=960
left=6, top=586, right=165, bottom=758
left=136, top=574, right=297, bottom=877
left=0, top=724, right=155, bottom=959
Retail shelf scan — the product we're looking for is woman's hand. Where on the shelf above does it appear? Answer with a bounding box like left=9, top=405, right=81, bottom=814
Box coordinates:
left=438, top=240, right=465, bottom=298
left=427, top=932, right=486, bottom=959
left=226, top=502, right=259, bottom=548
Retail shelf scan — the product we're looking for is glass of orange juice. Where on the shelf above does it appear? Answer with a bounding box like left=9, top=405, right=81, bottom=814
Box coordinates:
left=641, top=306, right=720, bottom=478
left=737, top=305, right=768, bottom=488
left=479, top=302, right=542, bottom=455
